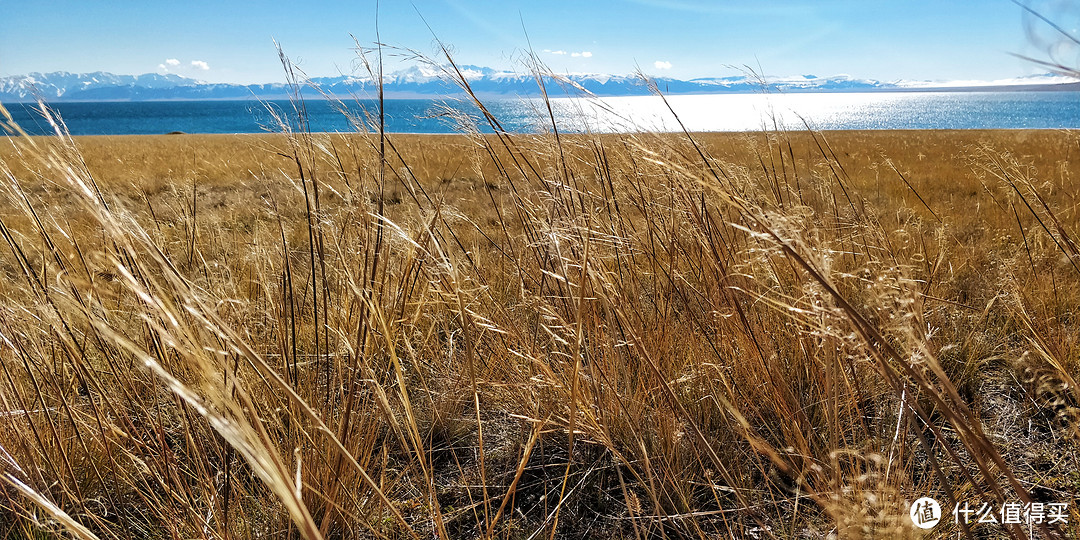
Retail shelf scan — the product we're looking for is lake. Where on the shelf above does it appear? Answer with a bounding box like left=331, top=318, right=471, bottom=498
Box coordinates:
left=5, top=91, right=1080, bottom=136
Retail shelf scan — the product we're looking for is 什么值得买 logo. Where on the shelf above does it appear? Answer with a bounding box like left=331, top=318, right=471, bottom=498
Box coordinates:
left=908, top=496, right=1070, bottom=530
left=910, top=497, right=942, bottom=529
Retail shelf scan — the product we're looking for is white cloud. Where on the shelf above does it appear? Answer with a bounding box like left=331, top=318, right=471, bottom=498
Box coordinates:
left=191, top=60, right=210, bottom=70
left=158, top=64, right=167, bottom=71
left=165, top=58, right=180, bottom=67
left=654, top=60, right=672, bottom=70
left=550, top=49, right=593, bottom=58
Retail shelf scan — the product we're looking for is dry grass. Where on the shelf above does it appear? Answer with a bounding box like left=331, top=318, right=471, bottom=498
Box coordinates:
left=0, top=90, right=1078, bottom=540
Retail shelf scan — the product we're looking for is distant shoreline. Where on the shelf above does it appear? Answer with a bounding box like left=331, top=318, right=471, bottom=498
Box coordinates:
left=15, top=127, right=1080, bottom=141
left=12, top=128, right=1079, bottom=142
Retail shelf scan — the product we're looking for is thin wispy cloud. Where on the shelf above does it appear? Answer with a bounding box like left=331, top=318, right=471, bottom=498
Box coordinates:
left=625, top=0, right=813, bottom=17
left=443, top=0, right=521, bottom=50
left=191, top=60, right=210, bottom=70
left=654, top=60, right=672, bottom=70
left=571, top=51, right=593, bottom=58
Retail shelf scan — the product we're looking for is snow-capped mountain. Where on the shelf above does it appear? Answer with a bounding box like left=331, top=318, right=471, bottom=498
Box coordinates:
left=0, top=71, right=194, bottom=100
left=1, top=68, right=1076, bottom=103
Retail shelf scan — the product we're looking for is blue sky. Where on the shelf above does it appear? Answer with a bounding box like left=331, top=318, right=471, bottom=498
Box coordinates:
left=0, top=1, right=1069, bottom=84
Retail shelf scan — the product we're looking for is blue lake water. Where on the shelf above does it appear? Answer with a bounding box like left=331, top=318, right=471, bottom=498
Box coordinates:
left=5, top=91, right=1080, bottom=136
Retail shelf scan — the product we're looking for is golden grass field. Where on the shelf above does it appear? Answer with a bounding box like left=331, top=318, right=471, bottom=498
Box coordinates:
left=1, top=115, right=1078, bottom=539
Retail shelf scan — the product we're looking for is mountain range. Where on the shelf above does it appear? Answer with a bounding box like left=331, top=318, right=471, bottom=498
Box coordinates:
left=2, top=67, right=1077, bottom=102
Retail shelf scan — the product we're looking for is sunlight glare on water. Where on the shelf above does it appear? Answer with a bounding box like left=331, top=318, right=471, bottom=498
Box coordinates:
left=547, top=91, right=1080, bottom=132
